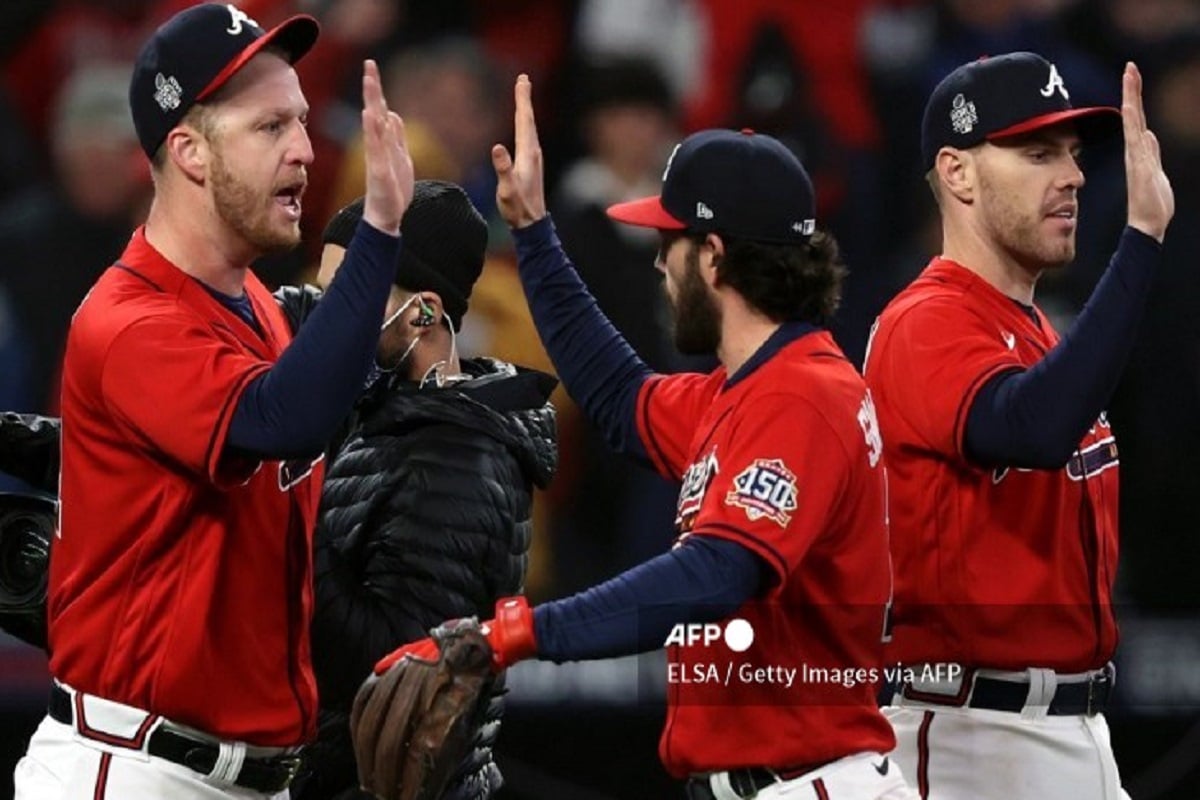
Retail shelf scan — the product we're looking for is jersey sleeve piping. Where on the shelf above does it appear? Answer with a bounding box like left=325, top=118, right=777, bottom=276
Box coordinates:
left=691, top=524, right=788, bottom=588
left=205, top=362, right=271, bottom=487
left=96, top=312, right=270, bottom=487
left=880, top=294, right=1025, bottom=460
left=952, top=361, right=1022, bottom=464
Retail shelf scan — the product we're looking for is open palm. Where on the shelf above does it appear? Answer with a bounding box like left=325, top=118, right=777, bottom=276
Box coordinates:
left=492, top=75, right=548, bottom=230
left=1122, top=62, right=1174, bottom=242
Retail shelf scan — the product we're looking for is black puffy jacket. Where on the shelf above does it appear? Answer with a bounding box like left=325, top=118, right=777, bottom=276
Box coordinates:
left=293, top=357, right=558, bottom=800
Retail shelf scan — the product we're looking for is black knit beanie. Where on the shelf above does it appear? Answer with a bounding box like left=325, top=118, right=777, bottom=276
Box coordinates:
left=321, top=181, right=487, bottom=329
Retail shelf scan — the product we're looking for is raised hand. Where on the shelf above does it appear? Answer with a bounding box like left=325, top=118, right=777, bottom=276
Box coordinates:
left=1122, top=62, right=1174, bottom=242
left=492, top=74, right=547, bottom=229
left=361, top=59, right=414, bottom=236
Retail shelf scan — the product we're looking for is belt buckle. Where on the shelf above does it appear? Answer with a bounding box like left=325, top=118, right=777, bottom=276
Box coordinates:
left=1086, top=663, right=1114, bottom=716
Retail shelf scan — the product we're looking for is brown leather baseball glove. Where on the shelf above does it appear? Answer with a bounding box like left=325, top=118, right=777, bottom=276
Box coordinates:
left=350, top=618, right=494, bottom=800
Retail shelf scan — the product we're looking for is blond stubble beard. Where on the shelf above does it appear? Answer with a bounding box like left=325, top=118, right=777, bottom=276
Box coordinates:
left=209, top=144, right=301, bottom=255
left=978, top=169, right=1075, bottom=272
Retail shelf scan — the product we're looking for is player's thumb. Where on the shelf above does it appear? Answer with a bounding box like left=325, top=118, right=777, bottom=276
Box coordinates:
left=491, top=143, right=513, bottom=177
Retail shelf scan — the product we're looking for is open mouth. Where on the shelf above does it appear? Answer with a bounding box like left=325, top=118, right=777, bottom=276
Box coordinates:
left=275, top=183, right=305, bottom=219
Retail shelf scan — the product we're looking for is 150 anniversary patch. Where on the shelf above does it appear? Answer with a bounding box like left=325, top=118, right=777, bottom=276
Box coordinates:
left=725, top=458, right=798, bottom=527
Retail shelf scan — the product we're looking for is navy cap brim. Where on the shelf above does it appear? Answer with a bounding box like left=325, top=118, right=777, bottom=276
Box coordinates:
left=606, top=196, right=687, bottom=230
left=196, top=14, right=319, bottom=102
left=986, top=105, right=1121, bottom=143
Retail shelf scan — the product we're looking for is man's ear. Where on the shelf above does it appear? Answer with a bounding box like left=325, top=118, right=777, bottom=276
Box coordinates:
left=701, top=232, right=724, bottom=288
left=419, top=292, right=446, bottom=327
left=164, top=124, right=209, bottom=184
left=937, top=147, right=975, bottom=204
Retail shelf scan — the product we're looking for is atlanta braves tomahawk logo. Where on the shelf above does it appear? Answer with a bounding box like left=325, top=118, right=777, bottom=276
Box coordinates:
left=725, top=458, right=798, bottom=528
left=279, top=453, right=323, bottom=491
left=1066, top=413, right=1118, bottom=481
left=994, top=413, right=1117, bottom=484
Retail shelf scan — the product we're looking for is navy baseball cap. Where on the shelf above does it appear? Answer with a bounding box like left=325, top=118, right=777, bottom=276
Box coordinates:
left=607, top=128, right=817, bottom=245
left=130, top=3, right=319, bottom=157
left=921, top=52, right=1120, bottom=169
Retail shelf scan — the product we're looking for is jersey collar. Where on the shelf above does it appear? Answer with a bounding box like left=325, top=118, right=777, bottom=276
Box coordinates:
left=724, top=320, right=820, bottom=390
left=118, top=226, right=205, bottom=295
left=923, top=257, right=1049, bottom=333
left=924, top=257, right=1030, bottom=303
left=116, top=226, right=283, bottom=357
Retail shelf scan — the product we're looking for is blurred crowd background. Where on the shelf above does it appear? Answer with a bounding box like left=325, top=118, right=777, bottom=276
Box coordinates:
left=0, top=1, right=1197, bottom=798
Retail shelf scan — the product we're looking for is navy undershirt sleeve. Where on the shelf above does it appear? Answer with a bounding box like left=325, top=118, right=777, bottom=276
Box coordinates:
left=964, top=227, right=1161, bottom=468
left=227, top=220, right=398, bottom=459
left=512, top=216, right=654, bottom=462
left=532, top=536, right=767, bottom=662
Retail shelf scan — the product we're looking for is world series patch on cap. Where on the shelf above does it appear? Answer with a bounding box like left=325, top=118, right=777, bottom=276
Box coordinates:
left=607, top=128, right=817, bottom=246
left=920, top=51, right=1121, bottom=169
left=130, top=3, right=319, bottom=158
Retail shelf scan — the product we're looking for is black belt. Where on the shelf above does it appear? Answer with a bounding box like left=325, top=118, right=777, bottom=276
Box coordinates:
left=686, top=762, right=829, bottom=800
left=899, top=663, right=1114, bottom=716
left=49, top=684, right=302, bottom=794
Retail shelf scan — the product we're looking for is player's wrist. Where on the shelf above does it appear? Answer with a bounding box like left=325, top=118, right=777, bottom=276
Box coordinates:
left=484, top=596, right=536, bottom=670
left=1126, top=218, right=1166, bottom=244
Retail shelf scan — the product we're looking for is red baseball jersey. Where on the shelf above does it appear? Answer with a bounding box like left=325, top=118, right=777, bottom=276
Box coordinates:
left=50, top=228, right=325, bottom=745
left=636, top=327, right=895, bottom=777
left=864, top=257, right=1119, bottom=672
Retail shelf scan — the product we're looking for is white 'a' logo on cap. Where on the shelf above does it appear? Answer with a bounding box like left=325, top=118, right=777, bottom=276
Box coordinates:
left=1040, top=63, right=1069, bottom=100
left=225, top=4, right=260, bottom=35
left=662, top=143, right=681, bottom=182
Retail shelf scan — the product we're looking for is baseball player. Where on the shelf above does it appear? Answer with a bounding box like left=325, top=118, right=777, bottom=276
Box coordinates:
left=0, top=185, right=556, bottom=800
left=14, top=4, right=414, bottom=799
left=863, top=54, right=1173, bottom=798
left=373, top=75, right=917, bottom=800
